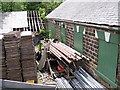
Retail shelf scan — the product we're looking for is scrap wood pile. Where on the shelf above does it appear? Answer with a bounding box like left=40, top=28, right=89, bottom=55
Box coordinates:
left=40, top=40, right=89, bottom=78
left=0, top=31, right=37, bottom=82
left=49, top=41, right=82, bottom=64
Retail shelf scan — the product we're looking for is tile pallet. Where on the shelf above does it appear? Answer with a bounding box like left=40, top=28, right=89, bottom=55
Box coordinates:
left=0, top=36, right=7, bottom=79
left=4, top=31, right=22, bottom=81
left=20, top=32, right=37, bottom=82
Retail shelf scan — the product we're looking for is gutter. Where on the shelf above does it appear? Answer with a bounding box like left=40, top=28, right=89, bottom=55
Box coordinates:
left=47, top=18, right=120, bottom=32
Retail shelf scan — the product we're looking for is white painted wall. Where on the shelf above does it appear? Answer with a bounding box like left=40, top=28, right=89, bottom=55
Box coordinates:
left=0, top=11, right=28, bottom=34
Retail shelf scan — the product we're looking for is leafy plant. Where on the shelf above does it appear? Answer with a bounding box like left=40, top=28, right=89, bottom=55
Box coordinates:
left=40, top=28, right=49, bottom=39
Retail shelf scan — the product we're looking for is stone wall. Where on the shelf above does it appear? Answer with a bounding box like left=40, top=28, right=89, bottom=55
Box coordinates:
left=82, top=27, right=99, bottom=77
left=81, top=27, right=116, bottom=88
left=47, top=19, right=55, bottom=23
left=65, top=23, right=74, bottom=49
left=55, top=21, right=61, bottom=41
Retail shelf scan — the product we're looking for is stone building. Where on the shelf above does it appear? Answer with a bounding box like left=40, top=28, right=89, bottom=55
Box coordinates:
left=46, top=0, right=120, bottom=88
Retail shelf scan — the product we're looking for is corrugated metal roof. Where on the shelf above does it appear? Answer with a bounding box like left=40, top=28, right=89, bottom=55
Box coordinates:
left=46, top=0, right=120, bottom=26
left=0, top=11, right=28, bottom=34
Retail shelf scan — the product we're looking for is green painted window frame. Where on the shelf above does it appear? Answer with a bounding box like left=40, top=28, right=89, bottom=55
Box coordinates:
left=73, top=25, right=84, bottom=53
left=60, top=22, right=66, bottom=44
left=48, top=22, right=55, bottom=39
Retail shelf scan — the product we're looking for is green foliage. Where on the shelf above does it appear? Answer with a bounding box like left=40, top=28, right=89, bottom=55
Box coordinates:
left=40, top=28, right=46, bottom=34
left=24, top=2, right=41, bottom=10
left=39, top=2, right=62, bottom=22
left=0, top=2, right=62, bottom=22
left=39, top=7, right=46, bottom=22
left=40, top=28, right=49, bottom=39
left=1, top=2, right=26, bottom=12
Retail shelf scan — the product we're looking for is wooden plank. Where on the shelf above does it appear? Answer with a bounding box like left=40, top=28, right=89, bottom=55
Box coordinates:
left=55, top=43, right=82, bottom=60
left=50, top=45, right=72, bottom=64
left=51, top=43, right=75, bottom=60
left=50, top=42, right=82, bottom=61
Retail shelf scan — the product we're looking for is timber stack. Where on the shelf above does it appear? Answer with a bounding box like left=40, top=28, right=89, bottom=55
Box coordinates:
left=49, top=41, right=82, bottom=64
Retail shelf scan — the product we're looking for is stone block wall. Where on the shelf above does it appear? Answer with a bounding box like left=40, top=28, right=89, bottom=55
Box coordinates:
left=82, top=27, right=98, bottom=76
left=47, top=19, right=54, bottom=23
left=55, top=21, right=61, bottom=41
left=82, top=28, right=114, bottom=88
left=65, top=23, right=74, bottom=49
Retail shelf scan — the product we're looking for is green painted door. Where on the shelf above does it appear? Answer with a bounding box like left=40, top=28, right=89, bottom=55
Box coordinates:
left=97, top=40, right=118, bottom=88
left=119, top=34, right=120, bottom=44
left=48, top=23, right=55, bottom=39
left=60, top=23, right=66, bottom=43
left=74, top=25, right=84, bottom=53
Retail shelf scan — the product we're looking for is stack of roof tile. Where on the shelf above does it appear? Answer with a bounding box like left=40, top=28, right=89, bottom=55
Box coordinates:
left=0, top=35, right=7, bottom=79
left=4, top=31, right=22, bottom=81
left=20, top=31, right=37, bottom=82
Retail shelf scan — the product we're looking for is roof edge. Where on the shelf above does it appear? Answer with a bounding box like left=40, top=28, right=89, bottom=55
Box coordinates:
left=47, top=18, right=120, bottom=31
